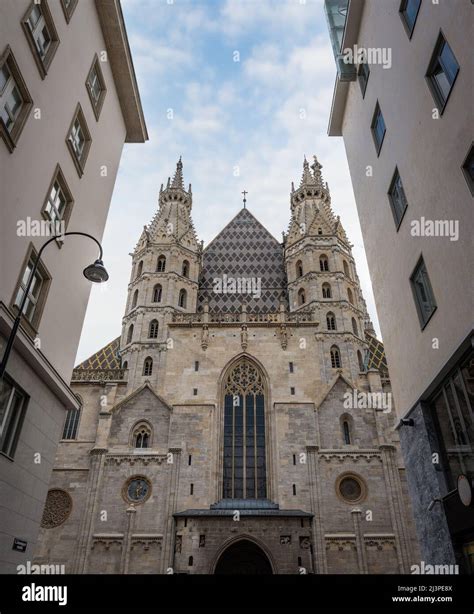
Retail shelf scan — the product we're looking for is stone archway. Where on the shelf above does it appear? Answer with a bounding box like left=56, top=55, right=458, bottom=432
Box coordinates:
left=214, top=539, right=273, bottom=575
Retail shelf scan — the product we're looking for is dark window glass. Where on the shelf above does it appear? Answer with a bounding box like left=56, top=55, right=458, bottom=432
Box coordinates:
left=426, top=34, right=459, bottom=111
left=388, top=168, right=409, bottom=228
left=0, top=376, right=28, bottom=458
left=357, top=61, right=370, bottom=97
left=343, top=420, right=351, bottom=444
left=400, top=0, right=421, bottom=36
left=410, top=257, right=437, bottom=328
left=63, top=407, right=80, bottom=440
left=371, top=102, right=386, bottom=154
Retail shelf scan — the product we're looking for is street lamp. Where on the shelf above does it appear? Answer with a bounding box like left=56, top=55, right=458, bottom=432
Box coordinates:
left=0, top=231, right=108, bottom=380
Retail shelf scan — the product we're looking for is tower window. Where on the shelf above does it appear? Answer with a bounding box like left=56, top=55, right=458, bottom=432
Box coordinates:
left=326, top=312, right=336, bottom=330
left=343, top=260, right=350, bottom=279
left=143, top=356, right=153, bottom=376
left=317, top=227, right=322, bottom=235
left=319, top=255, right=329, bottom=271
left=296, top=260, right=303, bottom=278
left=182, top=260, right=189, bottom=278
left=188, top=556, right=193, bottom=567
left=462, top=144, right=474, bottom=196
left=148, top=319, right=159, bottom=339
left=410, top=256, right=437, bottom=328
left=131, top=289, right=138, bottom=309
left=136, top=261, right=143, bottom=278
left=152, top=284, right=162, bottom=303
left=190, top=483, right=194, bottom=495
left=157, top=255, right=166, bottom=272
left=330, top=346, right=342, bottom=369
left=371, top=101, right=386, bottom=155
left=122, top=361, right=128, bottom=370
left=357, top=350, right=365, bottom=372
left=352, top=318, right=358, bottom=337
left=322, top=283, right=331, bottom=299
left=133, top=423, right=151, bottom=449
left=298, top=288, right=306, bottom=305
left=290, top=387, right=295, bottom=395
left=126, top=324, right=134, bottom=344
left=292, top=484, right=296, bottom=496
left=195, top=361, right=199, bottom=371
left=193, top=388, right=197, bottom=396
left=347, top=288, right=354, bottom=305
left=388, top=168, right=409, bottom=229
left=293, top=454, right=296, bottom=465
left=358, top=61, right=370, bottom=97
left=178, top=289, right=187, bottom=308
left=289, top=362, right=294, bottom=373
left=188, top=455, right=192, bottom=466
left=343, top=420, right=351, bottom=445
left=399, top=0, right=421, bottom=37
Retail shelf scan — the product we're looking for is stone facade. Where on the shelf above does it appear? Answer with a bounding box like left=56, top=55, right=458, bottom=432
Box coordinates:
left=35, top=157, right=419, bottom=573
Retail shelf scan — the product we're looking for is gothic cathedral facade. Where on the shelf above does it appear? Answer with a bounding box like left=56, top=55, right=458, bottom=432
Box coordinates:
left=36, top=157, right=419, bottom=574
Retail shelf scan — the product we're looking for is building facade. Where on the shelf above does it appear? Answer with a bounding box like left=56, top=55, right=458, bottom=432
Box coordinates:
left=0, top=0, right=147, bottom=572
left=35, top=157, right=419, bottom=574
left=325, top=0, right=473, bottom=571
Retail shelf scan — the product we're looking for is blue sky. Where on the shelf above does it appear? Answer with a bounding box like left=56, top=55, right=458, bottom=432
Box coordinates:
left=76, top=0, right=381, bottom=363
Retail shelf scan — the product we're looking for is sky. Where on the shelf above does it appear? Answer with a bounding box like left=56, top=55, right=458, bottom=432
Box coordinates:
left=75, top=0, right=381, bottom=364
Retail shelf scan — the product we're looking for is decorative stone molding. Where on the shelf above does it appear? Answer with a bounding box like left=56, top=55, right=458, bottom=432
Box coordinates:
left=363, top=535, right=397, bottom=550
left=325, top=534, right=357, bottom=551
left=41, top=489, right=73, bottom=529
left=130, top=534, right=163, bottom=551
left=280, top=535, right=291, bottom=545
left=91, top=534, right=124, bottom=550
left=299, top=536, right=311, bottom=549
left=105, top=453, right=168, bottom=466
left=319, top=450, right=382, bottom=463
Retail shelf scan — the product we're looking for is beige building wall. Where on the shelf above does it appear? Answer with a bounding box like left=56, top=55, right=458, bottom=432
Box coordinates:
left=0, top=0, right=147, bottom=572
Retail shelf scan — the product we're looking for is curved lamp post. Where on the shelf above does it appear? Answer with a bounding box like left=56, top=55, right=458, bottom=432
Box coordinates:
left=0, top=231, right=108, bottom=380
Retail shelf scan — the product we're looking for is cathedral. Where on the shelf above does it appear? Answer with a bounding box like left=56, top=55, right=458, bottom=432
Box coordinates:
left=35, top=156, right=419, bottom=574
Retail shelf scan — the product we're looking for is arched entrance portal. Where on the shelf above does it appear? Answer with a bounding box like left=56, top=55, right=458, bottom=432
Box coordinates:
left=214, top=540, right=273, bottom=575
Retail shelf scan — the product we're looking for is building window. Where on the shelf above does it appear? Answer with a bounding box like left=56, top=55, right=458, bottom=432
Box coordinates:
left=148, top=319, right=159, bottom=339
left=132, top=423, right=151, bottom=449
left=318, top=227, right=322, bottom=235
left=343, top=260, right=350, bottom=278
left=182, top=260, right=189, bottom=278
left=86, top=55, right=106, bottom=120
left=347, top=288, right=354, bottom=304
left=352, top=318, right=358, bottom=337
left=223, top=358, right=267, bottom=499
left=195, top=361, right=199, bottom=372
left=296, top=260, right=303, bottom=278
left=371, top=101, right=386, bottom=155
left=297, top=288, right=306, bottom=305
left=188, top=556, right=193, bottom=567
left=122, top=361, right=128, bottom=370
left=430, top=350, right=474, bottom=492
left=193, top=388, right=198, bottom=396
left=22, top=1, right=59, bottom=79
left=188, top=454, right=192, bottom=465
left=426, top=32, right=459, bottom=113
left=178, top=289, right=187, bottom=308
left=291, top=387, right=295, bottom=396
left=343, top=420, right=351, bottom=445
left=462, top=143, right=474, bottom=196
left=12, top=245, right=51, bottom=330
left=136, top=261, right=143, bottom=278
left=157, top=255, right=166, bottom=272
left=293, top=454, right=296, bottom=465
left=66, top=104, right=91, bottom=177
left=357, top=350, right=365, bottom=372
left=131, top=289, right=138, bottom=309
left=292, top=484, right=296, bottom=496
left=336, top=473, right=366, bottom=503
left=289, top=362, right=294, bottom=373
left=399, top=0, right=422, bottom=38
left=327, top=312, right=336, bottom=331
left=60, top=0, right=78, bottom=23
left=152, top=284, right=162, bottom=303
left=0, top=46, right=33, bottom=152
left=0, top=376, right=28, bottom=458
left=143, top=357, right=153, bottom=376
left=126, top=324, right=133, bottom=344
left=388, top=167, right=409, bottom=229
left=330, top=346, right=342, bottom=369
left=62, top=405, right=80, bottom=440
left=358, top=61, right=370, bottom=97
left=319, top=255, right=329, bottom=271
left=41, top=165, right=73, bottom=238
left=190, top=483, right=194, bottom=495
left=410, top=256, right=437, bottom=328
left=322, top=283, right=331, bottom=299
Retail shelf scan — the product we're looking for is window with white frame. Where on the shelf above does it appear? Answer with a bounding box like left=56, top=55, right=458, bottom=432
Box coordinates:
left=22, top=1, right=59, bottom=77
left=86, top=56, right=106, bottom=119
left=0, top=376, right=28, bottom=458
left=0, top=46, right=33, bottom=151
left=66, top=104, right=91, bottom=176
left=42, top=165, right=73, bottom=231
left=12, top=245, right=51, bottom=329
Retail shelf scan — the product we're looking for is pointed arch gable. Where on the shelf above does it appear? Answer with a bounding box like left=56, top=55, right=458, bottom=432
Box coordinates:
left=210, top=534, right=278, bottom=574
left=315, top=372, right=356, bottom=410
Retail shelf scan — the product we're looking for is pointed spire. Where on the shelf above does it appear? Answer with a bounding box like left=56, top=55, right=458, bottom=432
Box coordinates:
left=311, top=155, right=324, bottom=188
left=300, top=156, right=314, bottom=187
left=171, top=156, right=184, bottom=189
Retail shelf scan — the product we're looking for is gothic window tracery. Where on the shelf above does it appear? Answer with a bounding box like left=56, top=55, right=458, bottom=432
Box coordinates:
left=143, top=356, right=153, bottom=376
left=330, top=345, right=342, bottom=368
left=157, top=255, right=166, bottom=272
left=322, top=283, right=331, bottom=299
left=148, top=319, right=159, bottom=339
left=327, top=312, right=336, bottom=330
left=320, top=255, right=329, bottom=271
left=223, top=359, right=267, bottom=499
left=153, top=284, right=162, bottom=302
left=132, top=422, right=152, bottom=448
left=179, top=289, right=187, bottom=308
left=298, top=288, right=306, bottom=305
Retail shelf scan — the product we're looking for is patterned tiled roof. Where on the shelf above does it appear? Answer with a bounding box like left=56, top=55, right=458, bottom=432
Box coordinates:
left=197, top=208, right=288, bottom=313
left=74, top=337, right=121, bottom=370
left=365, top=332, right=389, bottom=374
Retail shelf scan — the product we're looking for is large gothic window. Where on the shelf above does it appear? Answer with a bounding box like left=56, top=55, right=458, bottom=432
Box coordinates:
left=223, top=359, right=267, bottom=500
left=330, top=345, right=342, bottom=368
left=143, top=356, right=153, bottom=376
left=322, top=283, right=331, bottom=299
left=153, top=284, right=162, bottom=303
left=157, top=255, right=166, bottom=272
left=148, top=319, right=159, bottom=339
left=320, top=255, right=329, bottom=271
left=132, top=422, right=152, bottom=449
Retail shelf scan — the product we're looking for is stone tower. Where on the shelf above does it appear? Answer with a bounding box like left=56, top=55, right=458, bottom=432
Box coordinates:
left=284, top=156, right=374, bottom=380
left=120, top=158, right=201, bottom=389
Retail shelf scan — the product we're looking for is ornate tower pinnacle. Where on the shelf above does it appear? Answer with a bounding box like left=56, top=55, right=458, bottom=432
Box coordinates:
left=171, top=156, right=185, bottom=189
